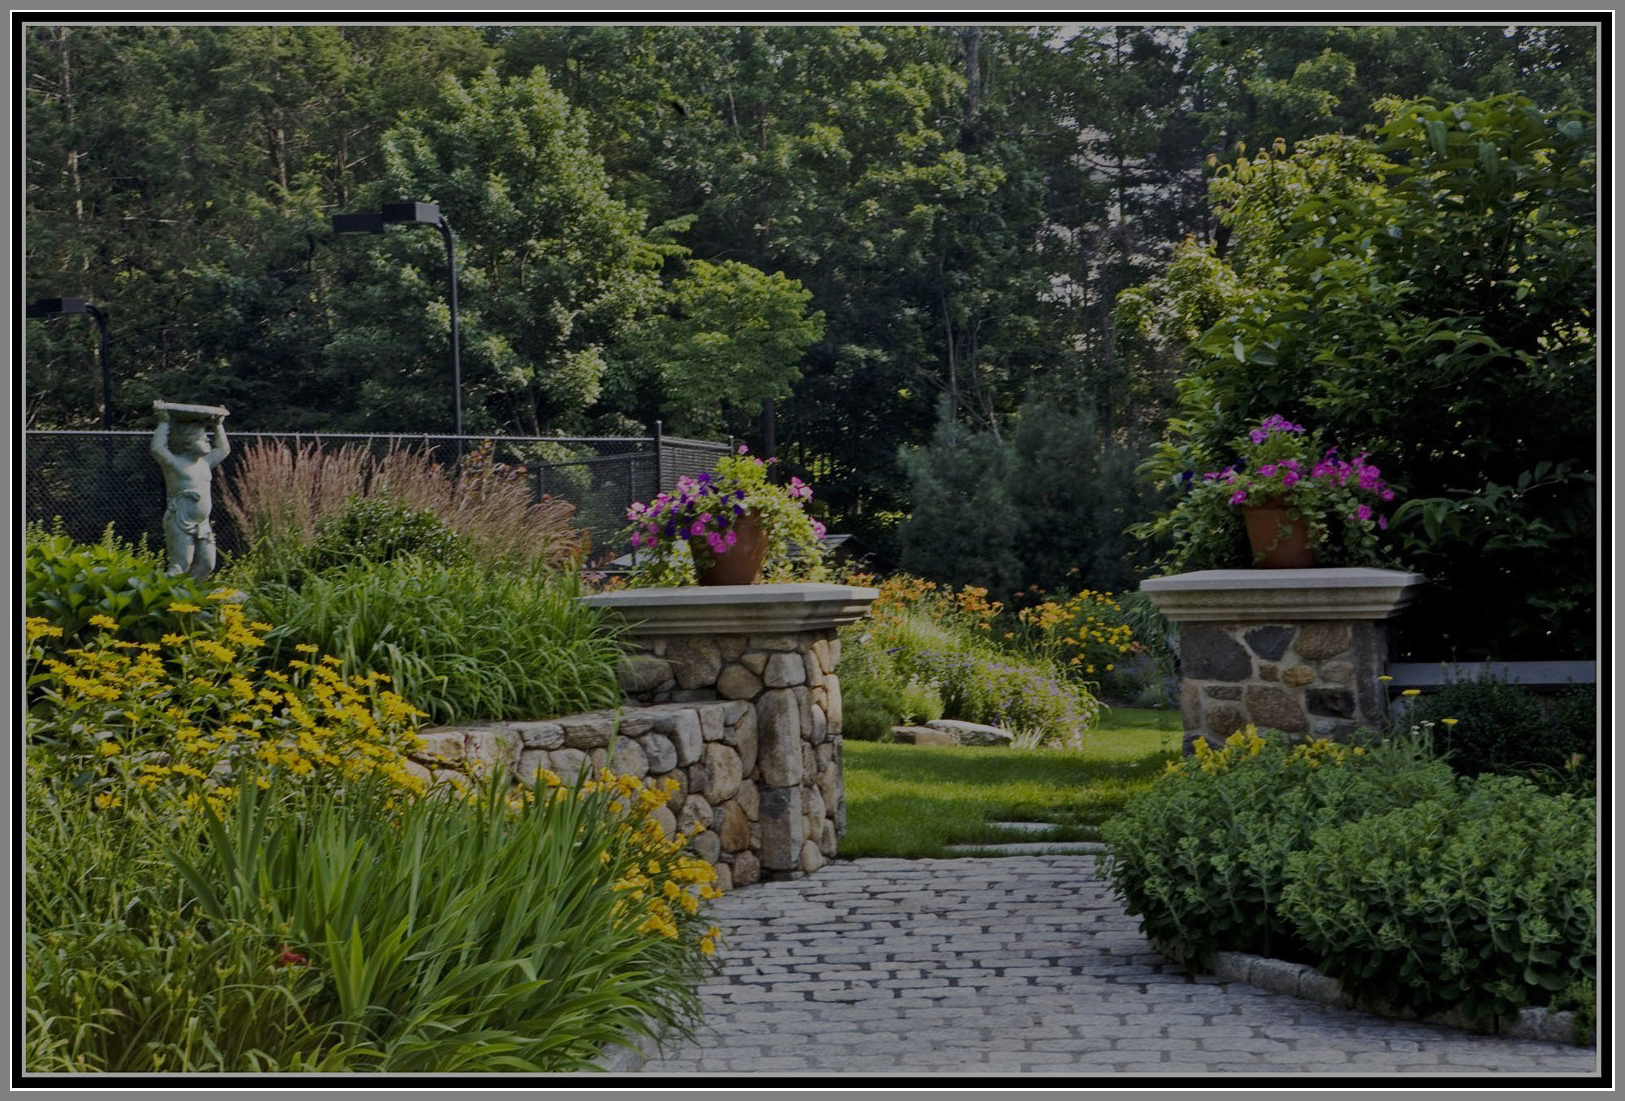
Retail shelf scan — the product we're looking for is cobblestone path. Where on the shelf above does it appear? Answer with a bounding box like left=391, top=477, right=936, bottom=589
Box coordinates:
left=632, top=856, right=1599, bottom=1079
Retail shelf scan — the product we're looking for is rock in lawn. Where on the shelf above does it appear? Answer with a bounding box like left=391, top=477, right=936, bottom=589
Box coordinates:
left=924, top=719, right=1015, bottom=747
left=891, top=725, right=958, bottom=746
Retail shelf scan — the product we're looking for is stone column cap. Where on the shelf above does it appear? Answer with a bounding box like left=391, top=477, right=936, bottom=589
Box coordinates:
left=583, top=582, right=879, bottom=637
left=1140, top=567, right=1424, bottom=623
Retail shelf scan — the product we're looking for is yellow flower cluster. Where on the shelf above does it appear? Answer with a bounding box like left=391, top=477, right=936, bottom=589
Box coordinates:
left=1176, top=725, right=1367, bottom=776
left=1015, top=589, right=1137, bottom=676
left=26, top=597, right=429, bottom=815
left=563, top=769, right=725, bottom=949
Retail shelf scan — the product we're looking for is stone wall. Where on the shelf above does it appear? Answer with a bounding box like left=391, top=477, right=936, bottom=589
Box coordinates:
left=1177, top=620, right=1388, bottom=751
left=410, top=583, right=877, bottom=893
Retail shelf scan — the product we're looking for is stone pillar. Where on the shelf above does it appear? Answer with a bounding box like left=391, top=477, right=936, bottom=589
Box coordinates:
left=581, top=583, right=877, bottom=883
left=1140, top=568, right=1423, bottom=753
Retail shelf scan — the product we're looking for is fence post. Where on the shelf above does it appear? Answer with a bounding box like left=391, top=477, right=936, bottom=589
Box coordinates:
left=652, top=419, right=664, bottom=493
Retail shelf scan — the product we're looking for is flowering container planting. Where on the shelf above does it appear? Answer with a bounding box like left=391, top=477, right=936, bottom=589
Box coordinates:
left=692, top=510, right=768, bottom=585
left=1242, top=500, right=1316, bottom=568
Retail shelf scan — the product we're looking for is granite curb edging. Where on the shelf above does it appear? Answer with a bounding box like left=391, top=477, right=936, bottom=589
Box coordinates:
left=1207, top=949, right=1590, bottom=1047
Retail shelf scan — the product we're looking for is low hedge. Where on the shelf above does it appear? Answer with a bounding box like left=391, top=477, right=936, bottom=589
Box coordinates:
left=1281, top=775, right=1596, bottom=1026
left=1102, top=729, right=1597, bottom=1026
left=1100, top=729, right=1455, bottom=971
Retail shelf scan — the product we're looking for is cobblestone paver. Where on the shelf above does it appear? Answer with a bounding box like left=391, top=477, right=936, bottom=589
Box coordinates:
left=633, top=856, right=1598, bottom=1077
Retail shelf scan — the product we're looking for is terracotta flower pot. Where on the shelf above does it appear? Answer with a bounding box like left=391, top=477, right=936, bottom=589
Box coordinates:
left=1243, top=500, right=1316, bottom=569
left=693, top=510, right=769, bottom=585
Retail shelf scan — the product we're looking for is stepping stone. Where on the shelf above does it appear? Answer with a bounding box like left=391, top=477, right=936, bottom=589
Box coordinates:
left=943, top=841, right=1108, bottom=855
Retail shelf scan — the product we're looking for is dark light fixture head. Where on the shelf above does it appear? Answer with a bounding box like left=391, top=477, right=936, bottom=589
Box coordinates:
left=27, top=297, right=90, bottom=318
left=382, top=201, right=441, bottom=226
left=331, top=211, right=386, bottom=235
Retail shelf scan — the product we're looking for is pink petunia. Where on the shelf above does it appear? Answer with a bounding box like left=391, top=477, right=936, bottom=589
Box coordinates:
left=1230, top=490, right=1247, bottom=505
left=1356, top=505, right=1372, bottom=521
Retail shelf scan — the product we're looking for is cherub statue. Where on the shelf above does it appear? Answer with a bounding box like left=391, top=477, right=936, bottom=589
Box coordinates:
left=150, top=402, right=231, bottom=579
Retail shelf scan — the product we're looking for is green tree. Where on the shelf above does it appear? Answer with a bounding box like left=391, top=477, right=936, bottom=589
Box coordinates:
left=1126, top=95, right=1595, bottom=659
left=610, top=258, right=824, bottom=438
left=324, top=66, right=660, bottom=435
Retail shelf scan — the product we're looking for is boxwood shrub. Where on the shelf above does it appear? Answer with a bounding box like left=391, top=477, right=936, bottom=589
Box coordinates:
left=1281, top=774, right=1596, bottom=1025
left=1100, top=729, right=1456, bottom=971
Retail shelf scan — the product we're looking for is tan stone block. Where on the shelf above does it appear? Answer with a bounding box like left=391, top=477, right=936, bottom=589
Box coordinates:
left=741, top=651, right=769, bottom=675
left=825, top=677, right=843, bottom=733
left=820, top=819, right=838, bottom=856
left=616, top=655, right=673, bottom=696
left=827, top=638, right=841, bottom=671
left=718, top=635, right=747, bottom=661
left=805, top=785, right=827, bottom=828
left=704, top=743, right=743, bottom=802
left=712, top=862, right=733, bottom=893
left=415, top=728, right=466, bottom=763
left=1281, top=665, right=1316, bottom=688
left=651, top=803, right=677, bottom=840
left=804, top=650, right=827, bottom=689
left=737, top=778, right=760, bottom=821
left=718, top=801, right=751, bottom=851
left=813, top=638, right=833, bottom=676
left=1258, top=663, right=1280, bottom=682
left=809, top=702, right=829, bottom=745
left=756, top=688, right=803, bottom=786
left=698, top=703, right=728, bottom=743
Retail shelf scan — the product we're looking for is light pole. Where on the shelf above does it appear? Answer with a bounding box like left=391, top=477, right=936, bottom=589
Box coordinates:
left=28, top=297, right=112, bottom=432
left=332, top=201, right=463, bottom=445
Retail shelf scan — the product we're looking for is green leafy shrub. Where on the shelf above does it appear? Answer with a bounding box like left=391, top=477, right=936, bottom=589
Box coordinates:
left=1101, top=729, right=1456, bottom=971
left=1281, top=775, right=1596, bottom=1024
left=839, top=675, right=944, bottom=742
left=1411, top=676, right=1591, bottom=778
left=248, top=559, right=623, bottom=725
left=24, top=524, right=217, bottom=657
left=304, top=496, right=472, bottom=575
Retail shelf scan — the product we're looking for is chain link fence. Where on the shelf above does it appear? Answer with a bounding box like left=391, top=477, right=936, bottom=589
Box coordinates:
left=24, top=428, right=732, bottom=567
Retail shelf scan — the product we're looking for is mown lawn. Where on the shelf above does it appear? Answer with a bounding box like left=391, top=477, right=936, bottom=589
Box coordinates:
left=839, top=707, right=1182, bottom=858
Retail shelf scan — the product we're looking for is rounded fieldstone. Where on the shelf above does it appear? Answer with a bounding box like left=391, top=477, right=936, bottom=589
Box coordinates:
left=805, top=785, right=827, bottom=827
left=803, top=651, right=826, bottom=689
left=678, top=794, right=713, bottom=837
left=1204, top=685, right=1243, bottom=701
left=809, top=702, right=828, bottom=744
left=824, top=679, right=843, bottom=733
left=639, top=733, right=678, bottom=774
left=610, top=738, right=648, bottom=778
left=693, top=831, right=722, bottom=863
left=748, top=635, right=798, bottom=652
left=669, top=711, right=703, bottom=765
left=734, top=710, right=759, bottom=776
left=560, top=713, right=615, bottom=749
left=718, top=635, right=747, bottom=662
left=732, top=850, right=761, bottom=887
left=704, top=743, right=744, bottom=802
left=755, top=689, right=802, bottom=787
left=1281, top=665, right=1317, bottom=688
left=717, top=663, right=764, bottom=700
left=666, top=637, right=723, bottom=689
left=799, top=840, right=825, bottom=874
left=1320, top=661, right=1354, bottom=685
left=1294, top=622, right=1352, bottom=661
left=616, top=655, right=673, bottom=696
left=764, top=651, right=806, bottom=688
left=741, top=651, right=769, bottom=675
left=1245, top=684, right=1309, bottom=732
left=698, top=704, right=728, bottom=742
left=1259, top=663, right=1280, bottom=682
left=509, top=720, right=565, bottom=750
left=819, top=818, right=838, bottom=856
left=549, top=747, right=588, bottom=780
left=651, top=803, right=677, bottom=839
left=712, top=862, right=734, bottom=893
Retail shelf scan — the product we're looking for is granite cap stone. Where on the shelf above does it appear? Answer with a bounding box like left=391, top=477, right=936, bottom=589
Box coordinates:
left=1140, top=568, right=1423, bottom=623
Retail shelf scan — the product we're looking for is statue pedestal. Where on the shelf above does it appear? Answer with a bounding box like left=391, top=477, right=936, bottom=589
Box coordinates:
left=1139, top=568, right=1424, bottom=752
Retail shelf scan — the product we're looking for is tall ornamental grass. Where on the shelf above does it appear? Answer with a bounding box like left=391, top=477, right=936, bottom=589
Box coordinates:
left=248, top=559, right=624, bottom=725
left=219, top=438, right=583, bottom=579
